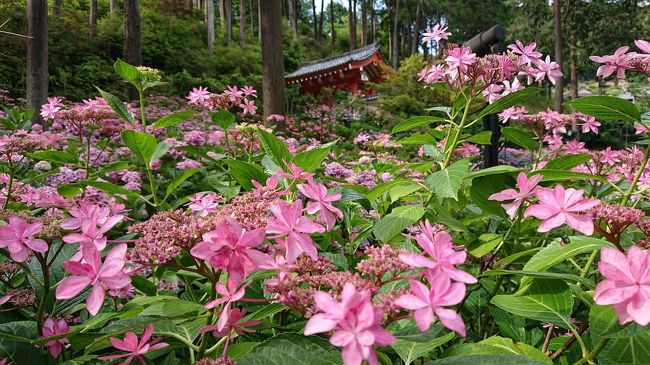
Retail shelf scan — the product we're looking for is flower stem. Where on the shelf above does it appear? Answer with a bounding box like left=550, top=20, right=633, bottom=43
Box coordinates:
left=573, top=336, right=609, bottom=365
left=443, top=97, right=473, bottom=168
left=138, top=88, right=147, bottom=131
left=621, top=144, right=650, bottom=206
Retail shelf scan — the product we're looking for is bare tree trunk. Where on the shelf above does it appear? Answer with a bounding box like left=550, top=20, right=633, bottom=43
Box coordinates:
left=360, top=0, right=367, bottom=46
left=250, top=0, right=254, bottom=38
left=239, top=0, right=246, bottom=47
left=330, top=0, right=336, bottom=51
left=370, top=0, right=375, bottom=43
left=318, top=0, right=325, bottom=41
left=207, top=0, right=215, bottom=52
left=124, top=0, right=142, bottom=100
left=219, top=0, right=226, bottom=33
left=110, top=0, right=118, bottom=17
left=89, top=0, right=97, bottom=38
left=411, top=0, right=422, bottom=55
left=287, top=0, right=298, bottom=39
left=225, top=0, right=232, bottom=45
left=570, top=44, right=577, bottom=100
left=27, top=0, right=48, bottom=125
left=53, top=0, right=63, bottom=16
left=311, top=0, right=318, bottom=41
left=348, top=0, right=356, bottom=50
left=553, top=0, right=564, bottom=112
left=257, top=0, right=262, bottom=41
left=260, top=0, right=285, bottom=120
left=391, top=0, right=399, bottom=68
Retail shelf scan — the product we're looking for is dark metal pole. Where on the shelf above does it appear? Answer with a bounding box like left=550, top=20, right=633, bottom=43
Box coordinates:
left=463, top=25, right=506, bottom=167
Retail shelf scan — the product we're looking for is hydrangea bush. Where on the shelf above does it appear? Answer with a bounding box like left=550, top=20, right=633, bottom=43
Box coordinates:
left=0, top=29, right=649, bottom=365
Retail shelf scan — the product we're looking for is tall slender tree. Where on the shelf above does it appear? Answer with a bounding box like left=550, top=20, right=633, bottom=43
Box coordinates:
left=207, top=0, right=215, bottom=52
left=360, top=0, right=367, bottom=46
left=318, top=0, right=325, bottom=41
left=330, top=1, right=336, bottom=50
left=287, top=0, right=298, bottom=39
left=311, top=0, right=318, bottom=41
left=553, top=0, right=564, bottom=112
left=411, top=1, right=422, bottom=55
left=348, top=0, right=356, bottom=50
left=124, top=0, right=142, bottom=100
left=239, top=0, right=246, bottom=47
left=27, top=0, right=48, bottom=124
left=391, top=0, right=400, bottom=68
left=53, top=0, right=63, bottom=17
left=89, top=0, right=97, bottom=38
left=225, top=0, right=233, bottom=45
left=110, top=0, right=118, bottom=17
left=260, top=0, right=285, bottom=120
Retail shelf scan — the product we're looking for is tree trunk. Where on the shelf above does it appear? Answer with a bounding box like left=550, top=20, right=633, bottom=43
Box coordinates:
left=124, top=0, right=142, bottom=100
left=330, top=1, right=336, bottom=51
left=250, top=0, right=255, bottom=38
left=411, top=1, right=422, bottom=55
left=89, top=0, right=97, bottom=38
left=239, top=0, right=246, bottom=47
left=257, top=0, right=262, bottom=41
left=225, top=0, right=232, bottom=45
left=311, top=0, right=318, bottom=41
left=110, top=0, right=118, bottom=17
left=391, top=0, right=399, bottom=68
left=53, top=0, right=63, bottom=16
left=260, top=0, right=285, bottom=121
left=553, top=0, right=564, bottom=112
left=219, top=0, right=226, bottom=30
left=318, top=0, right=325, bottom=41
left=27, top=0, right=48, bottom=125
left=207, top=0, right=215, bottom=52
left=287, top=0, right=298, bottom=39
left=348, top=0, right=356, bottom=50
left=360, top=0, right=367, bottom=46
left=570, top=43, right=577, bottom=100
left=370, top=0, right=375, bottom=43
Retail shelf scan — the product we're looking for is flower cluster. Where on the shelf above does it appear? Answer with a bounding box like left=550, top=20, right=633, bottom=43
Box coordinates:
left=187, top=85, right=258, bottom=115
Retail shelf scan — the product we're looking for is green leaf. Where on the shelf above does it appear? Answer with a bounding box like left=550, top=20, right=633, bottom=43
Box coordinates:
left=518, top=237, right=612, bottom=292
left=130, top=276, right=157, bottom=296
left=373, top=205, right=425, bottom=243
left=533, top=169, right=605, bottom=182
left=114, top=59, right=141, bottom=85
left=397, top=133, right=438, bottom=145
left=568, top=96, right=641, bottom=123
left=466, top=165, right=520, bottom=179
left=210, top=109, right=236, bottom=130
left=392, top=331, right=455, bottom=365
left=244, top=303, right=287, bottom=321
left=30, top=150, right=78, bottom=164
left=366, top=180, right=423, bottom=202
left=474, top=88, right=542, bottom=121
left=228, top=342, right=261, bottom=360
left=292, top=141, right=335, bottom=172
left=57, top=184, right=83, bottom=198
left=82, top=180, right=141, bottom=200
left=589, top=305, right=650, bottom=364
left=469, top=174, right=511, bottom=219
left=150, top=142, right=170, bottom=166
left=482, top=270, right=594, bottom=287
left=152, top=110, right=197, bottom=129
left=542, top=153, right=592, bottom=171
left=237, top=333, right=342, bottom=365
left=468, top=234, right=502, bottom=258
left=96, top=86, right=135, bottom=125
left=463, top=131, right=492, bottom=145
left=224, top=159, right=268, bottom=191
left=61, top=355, right=98, bottom=365
left=392, top=116, right=446, bottom=133
left=501, top=126, right=538, bottom=151
left=139, top=297, right=205, bottom=317
left=430, top=354, right=550, bottom=365
left=121, top=130, right=157, bottom=164
left=491, top=280, right=574, bottom=329
left=164, top=168, right=201, bottom=200
left=425, top=159, right=470, bottom=201
left=443, top=336, right=551, bottom=363
left=489, top=307, right=526, bottom=343
left=258, top=129, right=293, bottom=168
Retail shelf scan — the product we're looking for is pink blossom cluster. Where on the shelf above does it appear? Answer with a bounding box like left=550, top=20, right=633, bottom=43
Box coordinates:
left=590, top=40, right=650, bottom=80
left=187, top=85, right=258, bottom=115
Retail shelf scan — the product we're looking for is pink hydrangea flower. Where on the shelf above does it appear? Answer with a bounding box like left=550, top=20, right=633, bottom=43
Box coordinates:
left=204, top=280, right=247, bottom=331
left=421, top=24, right=451, bottom=44
left=0, top=216, right=48, bottom=262
left=241, top=85, right=257, bottom=98
left=589, top=46, right=631, bottom=79
left=445, top=47, right=477, bottom=75
left=42, top=318, right=69, bottom=358
left=489, top=172, right=542, bottom=219
left=187, top=192, right=224, bottom=217
left=304, top=283, right=395, bottom=365
left=56, top=244, right=131, bottom=315
left=239, top=99, right=257, bottom=115
left=62, top=214, right=124, bottom=252
left=98, top=325, right=168, bottom=364
left=187, top=86, right=211, bottom=106
left=508, top=41, right=542, bottom=65
left=395, top=275, right=467, bottom=336
left=399, top=222, right=477, bottom=284
left=190, top=218, right=265, bottom=284
left=534, top=56, right=563, bottom=85
left=524, top=185, right=600, bottom=235
left=60, top=202, right=112, bottom=230
left=277, top=162, right=315, bottom=181
left=297, top=179, right=343, bottom=231
left=40, top=97, right=63, bottom=120
left=200, top=308, right=261, bottom=337
left=266, top=200, right=325, bottom=263
left=594, top=246, right=650, bottom=326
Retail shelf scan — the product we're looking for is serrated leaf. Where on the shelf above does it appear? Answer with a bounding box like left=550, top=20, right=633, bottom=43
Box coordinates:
left=224, top=159, right=268, bottom=191
left=30, top=150, right=78, bottom=164
left=397, top=133, right=437, bottom=145
left=121, top=130, right=157, bottom=164
left=542, top=153, right=592, bottom=171
left=463, top=131, right=492, bottom=145
left=425, top=159, right=470, bottom=201
left=210, top=109, right=236, bottom=130
left=391, top=330, right=455, bottom=365
left=96, top=86, right=135, bottom=125
left=475, top=88, right=541, bottom=121
left=568, top=96, right=641, bottom=123
left=258, top=129, right=293, bottom=168
left=589, top=305, right=650, bottom=364
left=491, top=280, right=574, bottom=329
left=152, top=110, right=197, bottom=129
left=164, top=168, right=201, bottom=200
left=392, top=116, right=447, bottom=134
left=292, top=141, right=335, bottom=172
left=501, top=126, right=538, bottom=151
left=237, top=333, right=342, bottom=365
left=373, top=205, right=425, bottom=243
left=114, top=59, right=141, bottom=85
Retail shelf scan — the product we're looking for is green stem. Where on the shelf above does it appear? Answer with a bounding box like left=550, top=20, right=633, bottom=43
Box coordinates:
left=146, top=167, right=160, bottom=207
left=138, top=88, right=146, bottom=131
left=204, top=334, right=229, bottom=355
left=2, top=167, right=14, bottom=209
left=573, top=337, right=609, bottom=365
left=84, top=134, right=92, bottom=179
left=621, top=144, right=650, bottom=206
left=442, top=97, right=473, bottom=168
left=35, top=254, right=50, bottom=336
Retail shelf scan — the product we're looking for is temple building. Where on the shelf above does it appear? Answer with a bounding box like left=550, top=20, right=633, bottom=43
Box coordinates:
left=284, top=43, right=388, bottom=96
